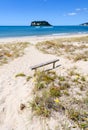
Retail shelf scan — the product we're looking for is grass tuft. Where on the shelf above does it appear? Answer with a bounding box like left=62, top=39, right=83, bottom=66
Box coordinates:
left=49, top=86, right=61, bottom=97
left=15, top=73, right=26, bottom=77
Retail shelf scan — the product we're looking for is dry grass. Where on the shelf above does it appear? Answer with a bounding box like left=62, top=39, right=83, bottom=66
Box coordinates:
left=36, top=36, right=88, bottom=62
left=73, top=50, right=88, bottom=61
left=30, top=71, right=65, bottom=117
left=0, top=42, right=29, bottom=66
left=29, top=69, right=88, bottom=129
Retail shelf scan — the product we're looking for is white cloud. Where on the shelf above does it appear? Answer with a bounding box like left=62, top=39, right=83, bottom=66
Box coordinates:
left=64, top=7, right=88, bottom=17
left=68, top=12, right=77, bottom=16
left=83, top=8, right=88, bottom=11
left=75, top=8, right=81, bottom=11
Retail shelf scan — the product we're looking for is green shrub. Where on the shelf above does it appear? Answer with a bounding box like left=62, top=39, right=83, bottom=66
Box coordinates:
left=79, top=122, right=88, bottom=129
left=34, top=70, right=58, bottom=91
left=49, top=86, right=61, bottom=97
left=35, top=82, right=46, bottom=90
left=30, top=94, right=52, bottom=117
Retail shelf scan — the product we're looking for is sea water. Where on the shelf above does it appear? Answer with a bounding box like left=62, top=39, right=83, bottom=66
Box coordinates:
left=0, top=26, right=88, bottom=38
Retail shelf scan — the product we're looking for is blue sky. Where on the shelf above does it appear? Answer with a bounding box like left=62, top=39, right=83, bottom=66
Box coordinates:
left=0, top=0, right=88, bottom=25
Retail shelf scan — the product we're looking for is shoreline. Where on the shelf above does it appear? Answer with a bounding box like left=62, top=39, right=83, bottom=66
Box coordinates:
left=0, top=33, right=88, bottom=44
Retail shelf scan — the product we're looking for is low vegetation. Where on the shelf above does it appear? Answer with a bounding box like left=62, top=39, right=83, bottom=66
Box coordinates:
left=30, top=71, right=64, bottom=117
left=0, top=42, right=29, bottom=66
left=30, top=69, right=88, bottom=130
left=73, top=50, right=88, bottom=61
left=15, top=73, right=26, bottom=77
left=15, top=72, right=32, bottom=81
left=36, top=36, right=88, bottom=62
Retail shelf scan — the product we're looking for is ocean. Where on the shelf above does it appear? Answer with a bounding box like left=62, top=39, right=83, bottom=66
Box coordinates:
left=0, top=26, right=88, bottom=38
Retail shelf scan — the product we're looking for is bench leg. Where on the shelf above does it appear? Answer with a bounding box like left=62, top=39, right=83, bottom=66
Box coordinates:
left=53, top=62, right=55, bottom=69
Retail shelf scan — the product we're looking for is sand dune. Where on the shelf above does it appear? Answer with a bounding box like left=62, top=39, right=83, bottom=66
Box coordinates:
left=0, top=35, right=88, bottom=130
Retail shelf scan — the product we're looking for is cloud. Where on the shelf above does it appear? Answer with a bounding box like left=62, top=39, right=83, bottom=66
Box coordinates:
left=75, top=8, right=88, bottom=11
left=68, top=12, right=77, bottom=16
left=64, top=7, right=88, bottom=17
left=83, top=8, right=88, bottom=10
left=75, top=8, right=81, bottom=11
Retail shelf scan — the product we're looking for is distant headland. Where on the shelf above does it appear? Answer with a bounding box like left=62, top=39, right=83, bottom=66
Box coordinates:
left=80, top=22, right=88, bottom=26
left=31, top=21, right=52, bottom=26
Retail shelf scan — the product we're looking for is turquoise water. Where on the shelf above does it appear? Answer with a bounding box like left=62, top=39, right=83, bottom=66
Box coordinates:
left=0, top=26, right=88, bottom=38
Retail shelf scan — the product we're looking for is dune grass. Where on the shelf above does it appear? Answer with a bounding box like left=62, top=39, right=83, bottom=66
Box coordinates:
left=30, top=69, right=88, bottom=129
left=0, top=42, right=29, bottom=66
left=36, top=36, right=88, bottom=62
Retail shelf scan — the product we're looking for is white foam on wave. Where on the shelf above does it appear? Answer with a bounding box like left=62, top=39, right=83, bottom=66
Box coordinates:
left=52, top=33, right=69, bottom=36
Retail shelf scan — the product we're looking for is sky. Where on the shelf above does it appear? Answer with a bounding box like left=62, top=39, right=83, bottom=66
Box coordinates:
left=0, top=0, right=88, bottom=25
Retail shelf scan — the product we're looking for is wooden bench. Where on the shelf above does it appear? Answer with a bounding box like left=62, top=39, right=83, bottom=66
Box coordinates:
left=30, top=59, right=60, bottom=70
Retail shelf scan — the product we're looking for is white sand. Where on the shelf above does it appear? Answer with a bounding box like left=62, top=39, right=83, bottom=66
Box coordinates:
left=0, top=34, right=88, bottom=130
left=0, top=33, right=88, bottom=44
left=0, top=44, right=60, bottom=130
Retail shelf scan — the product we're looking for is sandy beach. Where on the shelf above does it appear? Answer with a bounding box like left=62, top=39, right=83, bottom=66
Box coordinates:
left=0, top=33, right=88, bottom=44
left=0, top=34, right=88, bottom=130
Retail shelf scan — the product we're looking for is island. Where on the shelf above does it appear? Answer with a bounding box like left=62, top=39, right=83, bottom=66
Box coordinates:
left=80, top=22, right=88, bottom=26
left=31, top=21, right=52, bottom=26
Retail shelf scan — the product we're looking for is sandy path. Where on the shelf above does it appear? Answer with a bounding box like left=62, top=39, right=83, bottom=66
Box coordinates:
left=0, top=45, right=59, bottom=130
left=0, top=44, right=88, bottom=130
